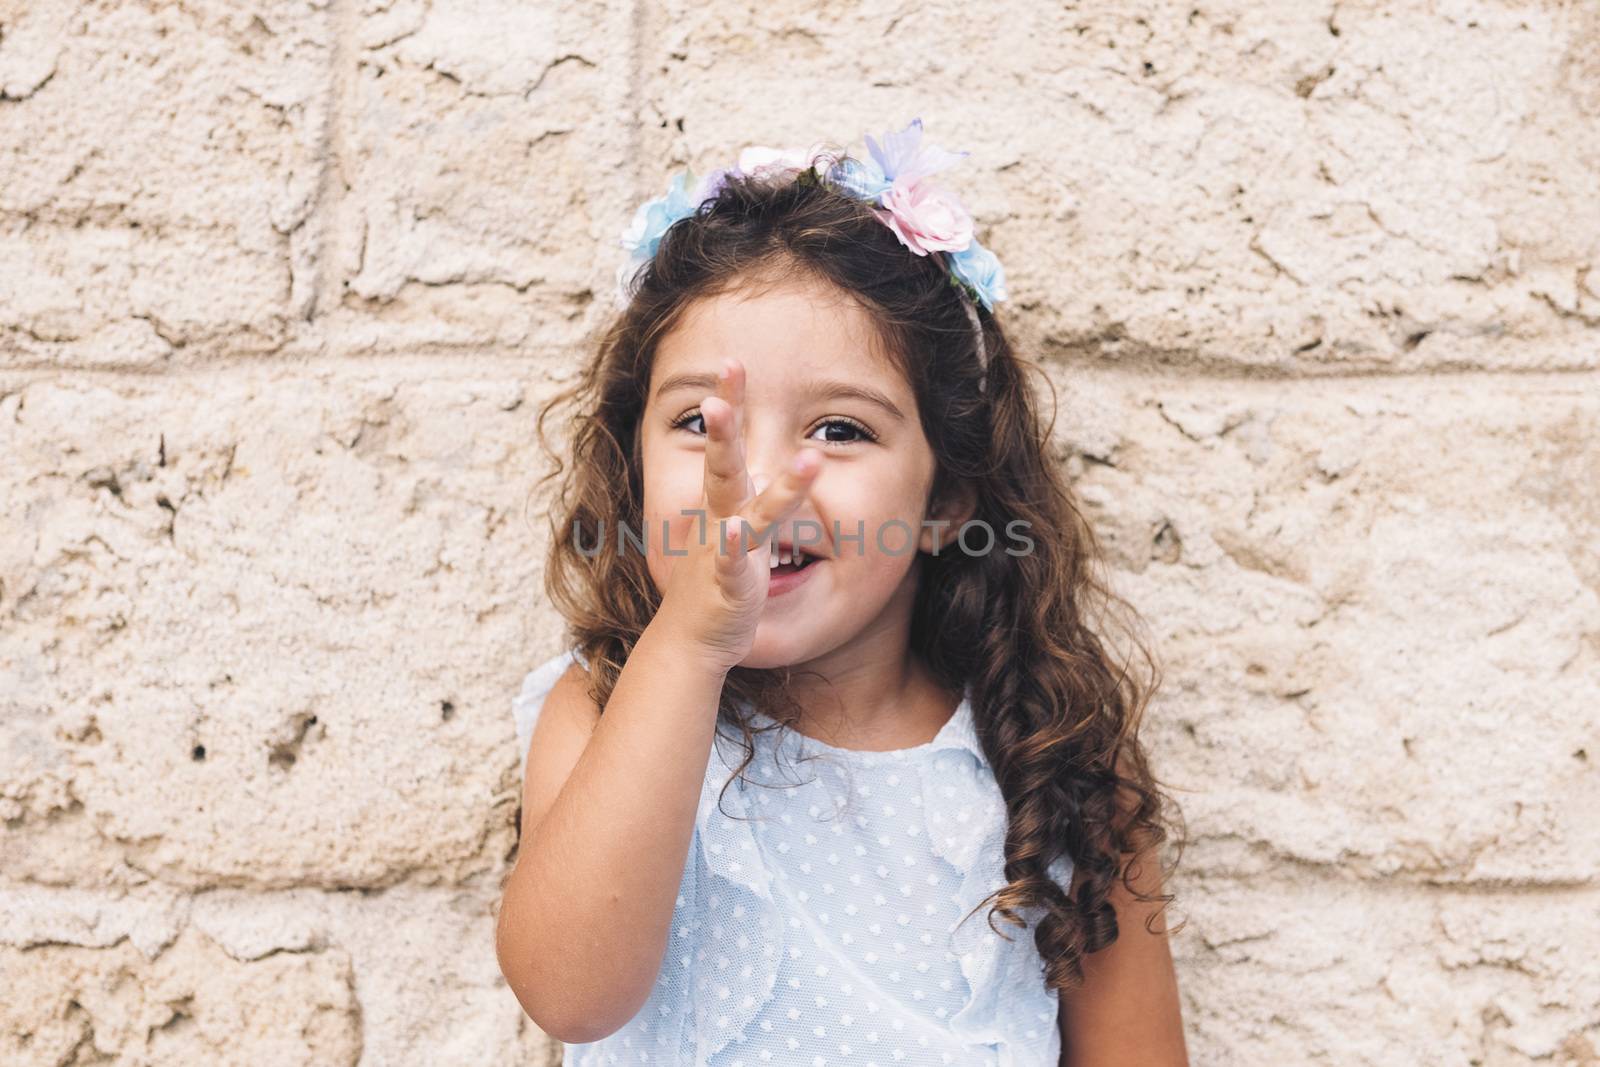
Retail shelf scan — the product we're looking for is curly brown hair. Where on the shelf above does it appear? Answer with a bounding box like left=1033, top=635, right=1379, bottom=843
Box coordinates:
left=524, top=146, right=1187, bottom=994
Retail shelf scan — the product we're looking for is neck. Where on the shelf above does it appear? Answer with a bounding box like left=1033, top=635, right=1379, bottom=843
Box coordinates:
left=776, top=633, right=963, bottom=753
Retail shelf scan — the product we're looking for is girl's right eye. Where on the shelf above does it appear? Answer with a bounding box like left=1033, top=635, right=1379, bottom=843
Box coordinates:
left=669, top=409, right=706, bottom=435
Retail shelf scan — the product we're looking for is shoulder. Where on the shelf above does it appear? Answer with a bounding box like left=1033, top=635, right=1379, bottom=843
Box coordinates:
left=512, top=647, right=599, bottom=777
left=513, top=648, right=604, bottom=845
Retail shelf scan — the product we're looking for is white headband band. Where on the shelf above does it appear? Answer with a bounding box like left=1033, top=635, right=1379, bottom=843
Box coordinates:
left=959, top=287, right=989, bottom=393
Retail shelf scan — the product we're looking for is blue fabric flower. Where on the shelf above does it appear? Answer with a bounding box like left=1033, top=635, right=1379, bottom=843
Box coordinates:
left=824, top=155, right=892, bottom=202
left=619, top=167, right=703, bottom=265
left=946, top=240, right=1008, bottom=311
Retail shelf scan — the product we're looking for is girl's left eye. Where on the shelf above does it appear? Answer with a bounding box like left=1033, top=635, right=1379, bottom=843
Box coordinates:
left=668, top=411, right=878, bottom=446
left=807, top=417, right=878, bottom=445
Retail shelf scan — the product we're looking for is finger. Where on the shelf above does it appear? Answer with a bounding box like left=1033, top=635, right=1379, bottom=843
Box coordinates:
left=713, top=513, right=755, bottom=584
left=743, top=446, right=823, bottom=545
left=701, top=359, right=751, bottom=520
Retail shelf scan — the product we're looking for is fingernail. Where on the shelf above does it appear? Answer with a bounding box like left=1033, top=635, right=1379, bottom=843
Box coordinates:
left=791, top=451, right=811, bottom=473
left=719, top=360, right=732, bottom=381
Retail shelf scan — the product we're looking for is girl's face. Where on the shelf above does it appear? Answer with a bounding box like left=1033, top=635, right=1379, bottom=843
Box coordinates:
left=639, top=274, right=972, bottom=671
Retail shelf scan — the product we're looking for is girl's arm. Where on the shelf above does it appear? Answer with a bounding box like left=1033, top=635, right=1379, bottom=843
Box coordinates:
left=1057, top=769, right=1190, bottom=1066
left=494, top=621, right=728, bottom=1044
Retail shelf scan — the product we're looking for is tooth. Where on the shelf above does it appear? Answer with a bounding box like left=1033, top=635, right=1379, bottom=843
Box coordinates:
left=780, top=549, right=792, bottom=565
left=768, top=541, right=778, bottom=567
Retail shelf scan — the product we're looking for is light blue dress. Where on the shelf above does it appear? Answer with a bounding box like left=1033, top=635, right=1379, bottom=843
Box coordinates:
left=512, top=648, right=1072, bottom=1067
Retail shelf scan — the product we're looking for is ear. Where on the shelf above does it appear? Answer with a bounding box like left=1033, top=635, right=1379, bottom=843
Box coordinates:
left=919, top=476, right=979, bottom=554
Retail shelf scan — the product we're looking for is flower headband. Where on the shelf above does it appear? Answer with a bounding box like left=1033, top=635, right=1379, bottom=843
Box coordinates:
left=615, top=118, right=1008, bottom=381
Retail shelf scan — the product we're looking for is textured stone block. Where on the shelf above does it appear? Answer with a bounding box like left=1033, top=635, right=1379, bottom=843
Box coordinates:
left=323, top=0, right=635, bottom=353
left=1052, top=370, right=1600, bottom=882
left=0, top=882, right=557, bottom=1066
left=1174, top=877, right=1600, bottom=1065
left=0, top=366, right=562, bottom=889
left=0, top=929, right=360, bottom=1066
left=0, top=1, right=335, bottom=364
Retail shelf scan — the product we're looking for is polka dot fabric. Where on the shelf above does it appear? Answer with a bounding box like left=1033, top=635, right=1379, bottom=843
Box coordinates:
left=512, top=648, right=1072, bottom=1067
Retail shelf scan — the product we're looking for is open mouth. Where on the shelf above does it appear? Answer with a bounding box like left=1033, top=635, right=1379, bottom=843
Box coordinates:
left=770, top=549, right=821, bottom=575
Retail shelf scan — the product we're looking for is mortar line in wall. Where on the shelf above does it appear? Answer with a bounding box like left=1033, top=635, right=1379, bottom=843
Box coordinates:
left=1182, top=873, right=1600, bottom=897
left=1036, top=351, right=1600, bottom=382
left=2, top=357, right=1597, bottom=389
left=309, top=0, right=360, bottom=324
left=4, top=875, right=1592, bottom=902
left=625, top=0, right=646, bottom=199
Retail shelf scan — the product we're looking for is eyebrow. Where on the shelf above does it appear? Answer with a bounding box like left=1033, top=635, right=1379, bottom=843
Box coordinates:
left=652, top=372, right=906, bottom=421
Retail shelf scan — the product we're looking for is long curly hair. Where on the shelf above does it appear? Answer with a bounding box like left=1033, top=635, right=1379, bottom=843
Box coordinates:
left=525, top=145, right=1187, bottom=993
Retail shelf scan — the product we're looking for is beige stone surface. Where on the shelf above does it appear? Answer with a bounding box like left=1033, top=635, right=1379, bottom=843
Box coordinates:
left=1057, top=373, right=1600, bottom=885
left=0, top=0, right=335, bottom=362
left=0, top=928, right=360, bottom=1066
left=2, top=0, right=1597, bottom=1064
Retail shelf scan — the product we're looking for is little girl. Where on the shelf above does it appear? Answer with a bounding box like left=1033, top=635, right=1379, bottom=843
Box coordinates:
left=496, top=118, right=1189, bottom=1067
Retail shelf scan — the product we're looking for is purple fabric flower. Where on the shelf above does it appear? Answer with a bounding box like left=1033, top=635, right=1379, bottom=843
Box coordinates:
left=865, top=117, right=970, bottom=185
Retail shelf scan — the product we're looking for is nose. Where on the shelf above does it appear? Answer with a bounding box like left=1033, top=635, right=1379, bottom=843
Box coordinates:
left=742, top=441, right=824, bottom=544
left=745, top=447, right=811, bottom=502
left=744, top=428, right=785, bottom=501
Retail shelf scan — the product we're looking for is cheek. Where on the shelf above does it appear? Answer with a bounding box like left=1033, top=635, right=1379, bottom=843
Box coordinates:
left=824, top=477, right=930, bottom=559
left=640, top=433, right=703, bottom=515
left=646, top=514, right=711, bottom=582
left=640, top=453, right=712, bottom=579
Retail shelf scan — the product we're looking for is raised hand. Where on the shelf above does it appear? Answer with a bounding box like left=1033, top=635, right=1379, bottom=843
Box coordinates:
left=654, top=356, right=822, bottom=673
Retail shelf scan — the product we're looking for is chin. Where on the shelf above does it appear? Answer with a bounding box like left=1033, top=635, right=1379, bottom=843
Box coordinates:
left=738, top=627, right=828, bottom=671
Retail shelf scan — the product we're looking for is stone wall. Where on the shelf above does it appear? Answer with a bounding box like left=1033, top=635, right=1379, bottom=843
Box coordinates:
left=2, top=1, right=1597, bottom=1064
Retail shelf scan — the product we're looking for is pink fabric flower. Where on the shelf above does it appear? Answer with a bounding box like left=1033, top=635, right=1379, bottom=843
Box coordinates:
left=871, top=177, right=974, bottom=257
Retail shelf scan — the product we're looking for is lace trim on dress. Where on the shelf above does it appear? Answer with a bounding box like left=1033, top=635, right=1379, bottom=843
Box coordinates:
left=919, top=697, right=1073, bottom=1067
left=690, top=720, right=788, bottom=1062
